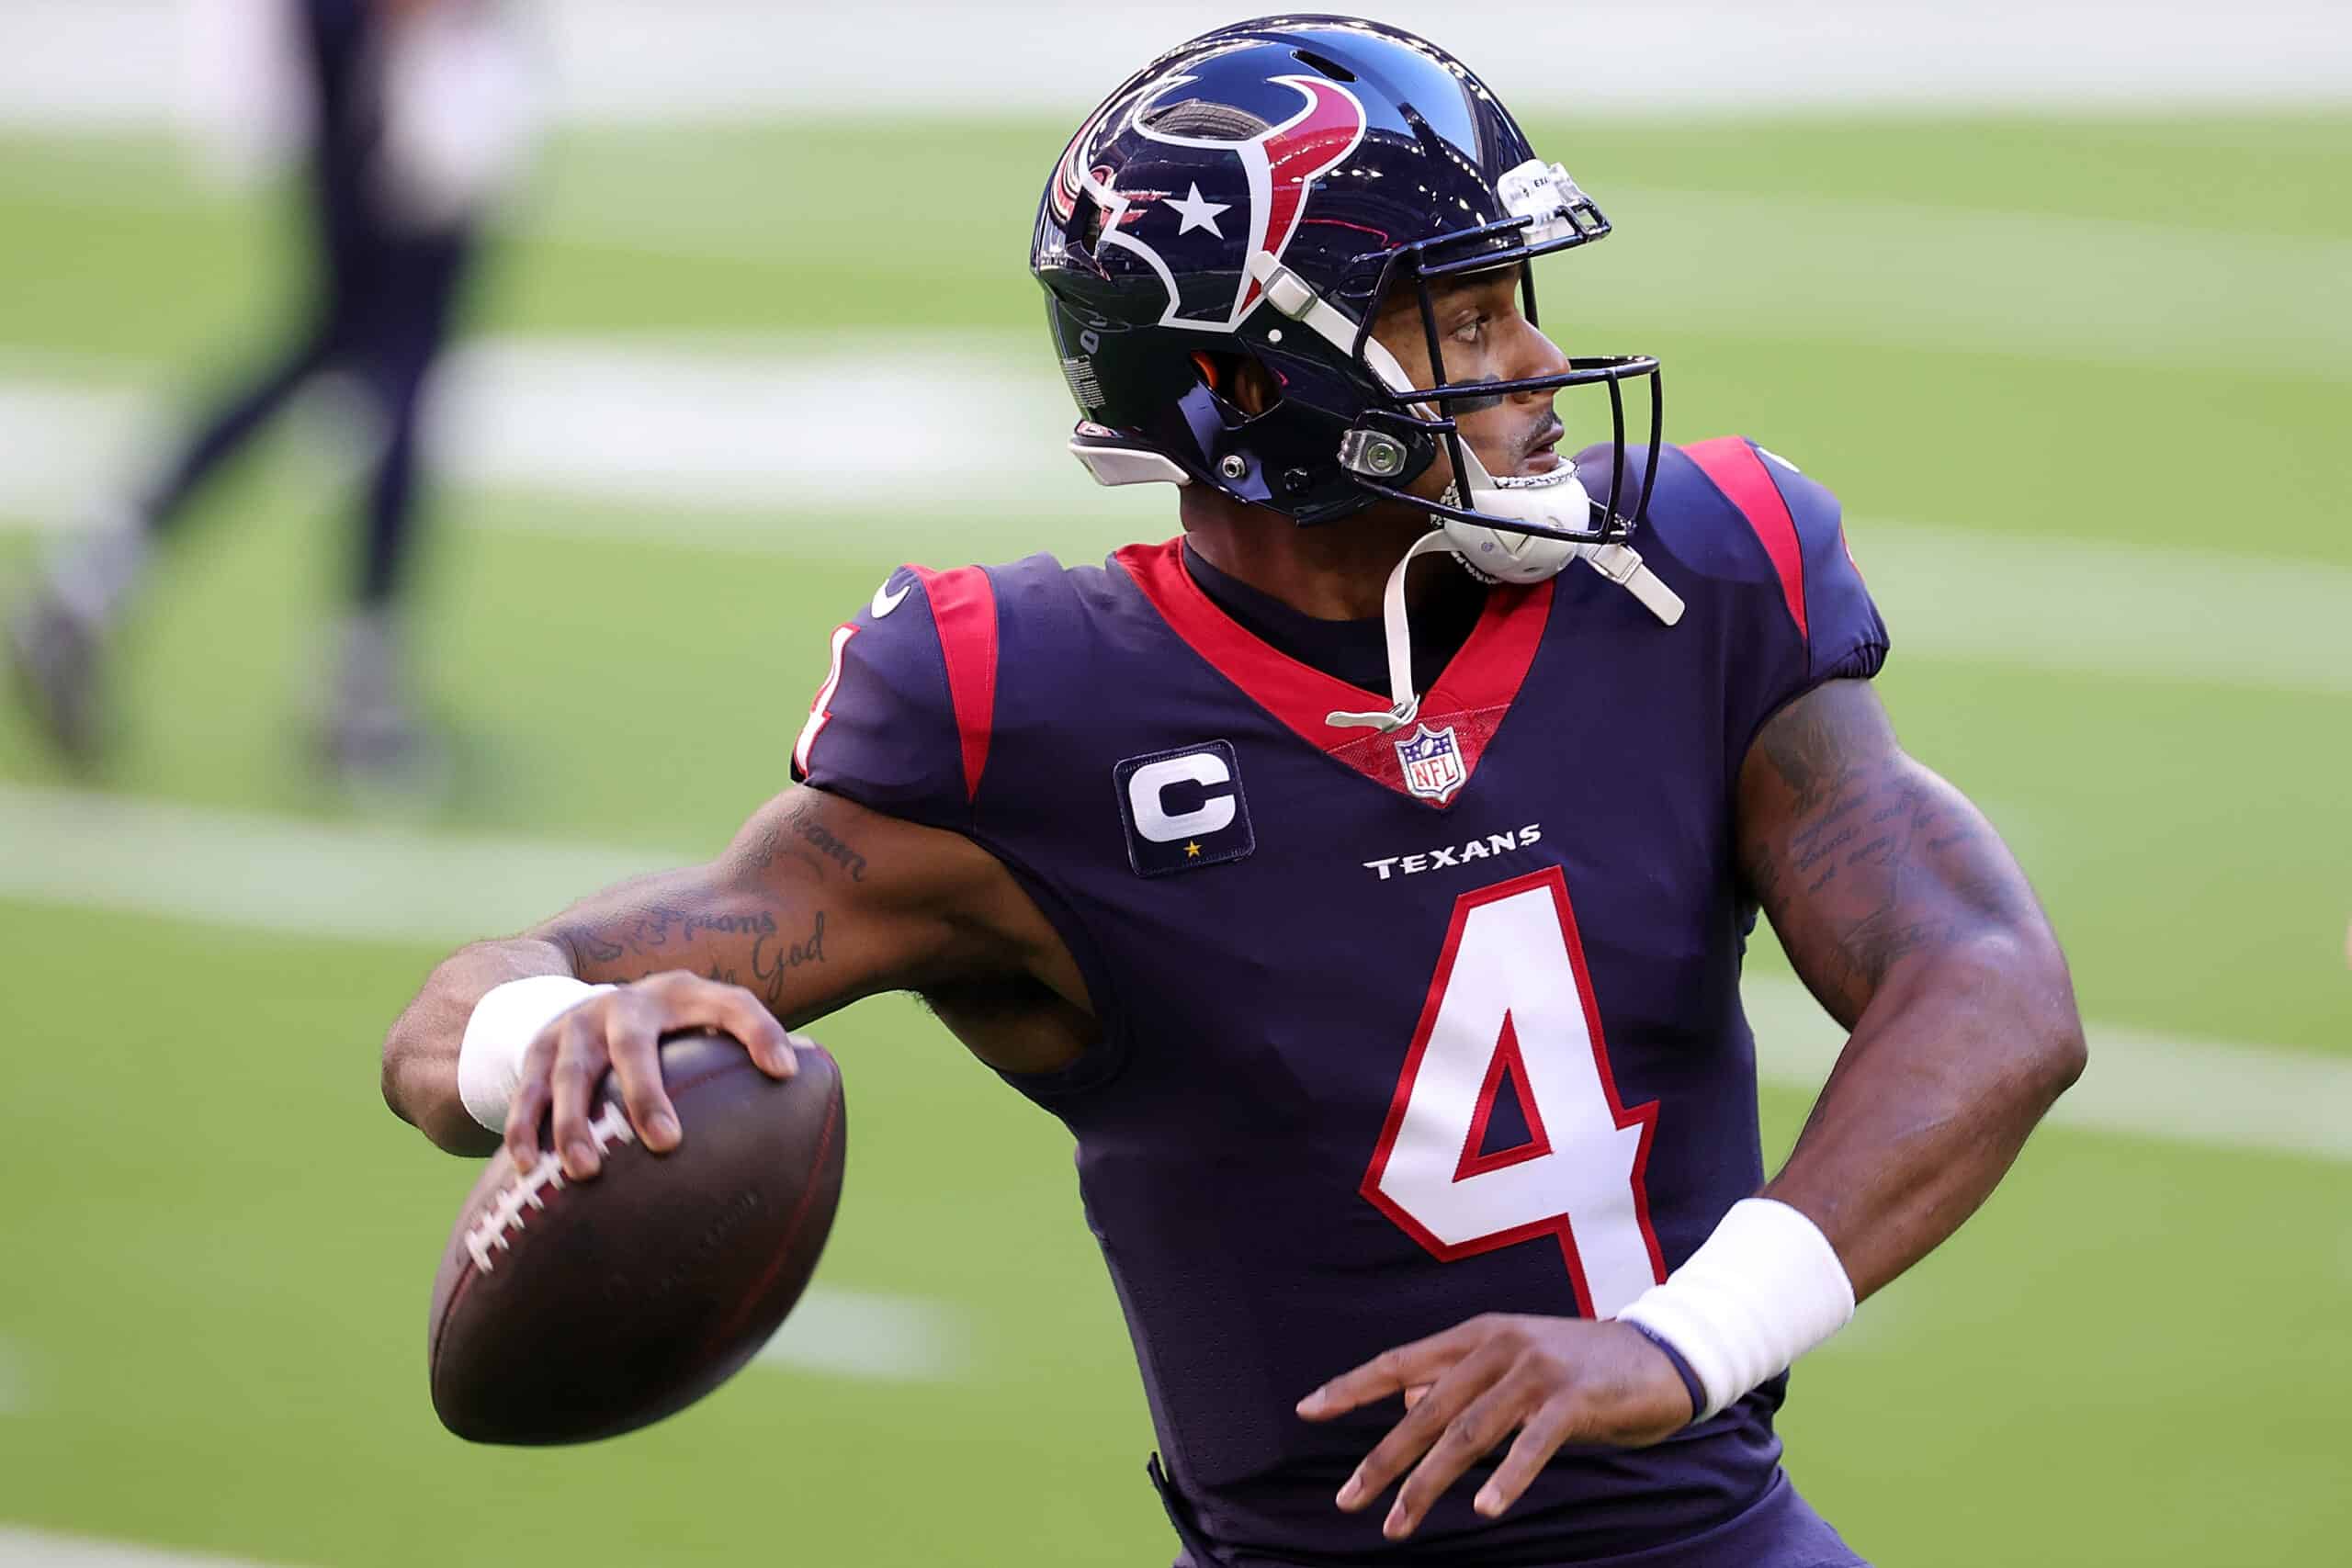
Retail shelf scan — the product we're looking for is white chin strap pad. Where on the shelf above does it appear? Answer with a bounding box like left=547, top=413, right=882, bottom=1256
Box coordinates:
left=1441, top=442, right=1594, bottom=586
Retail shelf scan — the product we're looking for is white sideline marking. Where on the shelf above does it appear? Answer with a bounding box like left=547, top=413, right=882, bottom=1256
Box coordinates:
left=430, top=338, right=1068, bottom=513
left=2, top=345, right=2347, bottom=698
left=3, top=1, right=2346, bottom=129
left=1742, top=977, right=2352, bottom=1166
left=0, top=340, right=1074, bottom=525
left=0, top=782, right=2345, bottom=1164
left=0, top=783, right=672, bottom=945
left=755, top=1285, right=969, bottom=1383
left=1853, top=520, right=2352, bottom=699
left=0, top=1530, right=278, bottom=1568
left=1579, top=186, right=2352, bottom=385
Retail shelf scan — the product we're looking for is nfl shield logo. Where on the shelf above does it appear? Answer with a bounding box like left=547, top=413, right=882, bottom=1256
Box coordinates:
left=1395, top=723, right=1467, bottom=804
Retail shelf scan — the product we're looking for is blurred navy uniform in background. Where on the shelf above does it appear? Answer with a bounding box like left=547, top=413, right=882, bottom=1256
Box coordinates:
left=10, top=0, right=535, bottom=787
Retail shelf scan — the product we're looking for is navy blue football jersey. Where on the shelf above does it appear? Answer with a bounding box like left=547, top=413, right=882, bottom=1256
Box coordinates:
left=793, top=438, right=1887, bottom=1565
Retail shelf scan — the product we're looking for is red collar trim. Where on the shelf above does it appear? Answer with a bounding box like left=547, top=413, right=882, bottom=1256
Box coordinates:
left=1113, top=538, right=1552, bottom=807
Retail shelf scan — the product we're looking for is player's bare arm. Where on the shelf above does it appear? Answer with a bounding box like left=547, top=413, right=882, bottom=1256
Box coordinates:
left=380, top=784, right=1088, bottom=1168
left=1302, top=682, right=2085, bottom=1540
left=1738, top=678, right=2086, bottom=1298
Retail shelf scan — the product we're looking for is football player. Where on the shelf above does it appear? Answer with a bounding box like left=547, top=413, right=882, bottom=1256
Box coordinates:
left=8, top=0, right=531, bottom=785
left=381, top=17, right=2084, bottom=1565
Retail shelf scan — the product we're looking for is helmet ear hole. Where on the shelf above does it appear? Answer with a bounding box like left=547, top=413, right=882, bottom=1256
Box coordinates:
left=1193, top=353, right=1282, bottom=419
left=1069, top=190, right=1106, bottom=252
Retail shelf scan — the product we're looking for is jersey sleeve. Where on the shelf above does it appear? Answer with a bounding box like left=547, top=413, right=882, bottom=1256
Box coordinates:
left=1678, top=435, right=1890, bottom=750
left=787, top=564, right=1001, bottom=834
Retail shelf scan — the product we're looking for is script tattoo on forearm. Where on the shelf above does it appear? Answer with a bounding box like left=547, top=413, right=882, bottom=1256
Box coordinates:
left=547, top=794, right=882, bottom=1010
left=564, top=899, right=830, bottom=1010
left=740, top=911, right=827, bottom=1010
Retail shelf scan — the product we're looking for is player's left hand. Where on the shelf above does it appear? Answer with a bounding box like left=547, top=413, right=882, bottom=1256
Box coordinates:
left=1296, top=1314, right=1693, bottom=1540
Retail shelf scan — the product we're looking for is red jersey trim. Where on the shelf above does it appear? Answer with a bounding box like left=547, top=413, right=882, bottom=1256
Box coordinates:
left=911, top=565, right=999, bottom=803
left=1683, top=436, right=1807, bottom=638
left=1112, top=538, right=1551, bottom=804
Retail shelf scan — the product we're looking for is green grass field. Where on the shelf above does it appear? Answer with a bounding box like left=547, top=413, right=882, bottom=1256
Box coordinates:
left=1, top=109, right=2347, bottom=1567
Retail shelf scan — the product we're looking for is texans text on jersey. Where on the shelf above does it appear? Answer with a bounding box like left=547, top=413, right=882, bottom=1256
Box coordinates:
left=1362, top=822, right=1544, bottom=881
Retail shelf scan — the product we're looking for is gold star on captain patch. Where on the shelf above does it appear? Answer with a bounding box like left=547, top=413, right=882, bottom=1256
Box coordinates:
left=1184, top=840, right=1202, bottom=859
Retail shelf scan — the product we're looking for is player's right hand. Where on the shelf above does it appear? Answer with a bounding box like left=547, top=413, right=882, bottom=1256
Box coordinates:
left=501, top=971, right=797, bottom=1179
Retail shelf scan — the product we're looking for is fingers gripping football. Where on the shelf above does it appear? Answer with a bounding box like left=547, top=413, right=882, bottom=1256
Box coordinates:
left=1298, top=1314, right=1691, bottom=1540
left=502, top=971, right=797, bottom=1177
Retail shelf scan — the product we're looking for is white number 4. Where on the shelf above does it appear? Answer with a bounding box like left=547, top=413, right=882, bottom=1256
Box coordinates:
left=1362, top=868, right=1666, bottom=1319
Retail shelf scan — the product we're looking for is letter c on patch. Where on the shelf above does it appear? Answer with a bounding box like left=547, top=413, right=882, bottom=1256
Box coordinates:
left=1126, top=751, right=1236, bottom=842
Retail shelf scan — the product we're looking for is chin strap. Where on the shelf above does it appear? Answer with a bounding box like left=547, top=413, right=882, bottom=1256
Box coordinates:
left=1324, top=532, right=1689, bottom=735
left=1326, top=530, right=1457, bottom=732
left=1587, top=541, right=1688, bottom=626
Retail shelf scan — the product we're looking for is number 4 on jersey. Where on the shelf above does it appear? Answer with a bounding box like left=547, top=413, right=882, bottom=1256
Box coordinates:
left=792, top=625, right=856, bottom=777
left=1363, top=867, right=1666, bottom=1319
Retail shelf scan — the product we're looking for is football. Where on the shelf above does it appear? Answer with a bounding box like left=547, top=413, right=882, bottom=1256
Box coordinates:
left=426, top=1033, right=846, bottom=1445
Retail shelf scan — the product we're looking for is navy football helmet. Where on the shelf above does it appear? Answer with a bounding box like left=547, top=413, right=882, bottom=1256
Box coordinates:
left=1031, top=15, right=1663, bottom=563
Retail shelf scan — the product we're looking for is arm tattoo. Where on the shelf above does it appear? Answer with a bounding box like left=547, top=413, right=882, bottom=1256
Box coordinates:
left=1742, top=683, right=2030, bottom=1027
left=541, top=794, right=880, bottom=1014
left=558, top=897, right=829, bottom=1014
left=786, top=793, right=869, bottom=882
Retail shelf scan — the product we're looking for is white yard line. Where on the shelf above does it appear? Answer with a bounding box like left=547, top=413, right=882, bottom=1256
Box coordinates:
left=3, top=344, right=2348, bottom=698
left=0, top=1531, right=279, bottom=1568
left=1576, top=185, right=2352, bottom=384
left=0, top=342, right=1071, bottom=525
left=752, top=1284, right=968, bottom=1382
left=3, top=2, right=2346, bottom=130
left=0, top=782, right=2345, bottom=1163
left=1844, top=519, right=2352, bottom=699
left=1740, top=978, right=2352, bottom=1166
left=0, top=782, right=671, bottom=944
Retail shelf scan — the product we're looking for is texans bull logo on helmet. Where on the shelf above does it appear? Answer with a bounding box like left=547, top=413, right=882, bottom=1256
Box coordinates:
left=1051, top=72, right=1367, bottom=334
left=1031, top=21, right=1668, bottom=547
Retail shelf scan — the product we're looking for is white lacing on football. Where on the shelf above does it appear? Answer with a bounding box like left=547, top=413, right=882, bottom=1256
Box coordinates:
left=463, top=1102, right=636, bottom=1274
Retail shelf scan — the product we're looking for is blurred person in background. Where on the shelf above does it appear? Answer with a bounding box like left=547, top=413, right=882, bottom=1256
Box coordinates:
left=7, top=0, right=536, bottom=790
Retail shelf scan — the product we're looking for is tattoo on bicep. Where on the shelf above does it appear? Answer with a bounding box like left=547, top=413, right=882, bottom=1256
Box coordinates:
left=1749, top=690, right=2014, bottom=1016
left=1757, top=698, right=1851, bottom=815
left=783, top=795, right=869, bottom=882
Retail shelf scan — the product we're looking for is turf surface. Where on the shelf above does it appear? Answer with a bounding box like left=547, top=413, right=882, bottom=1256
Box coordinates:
left=1, top=113, right=2346, bottom=1566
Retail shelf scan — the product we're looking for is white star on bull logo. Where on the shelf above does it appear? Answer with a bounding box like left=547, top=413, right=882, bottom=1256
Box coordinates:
left=1167, top=182, right=1231, bottom=237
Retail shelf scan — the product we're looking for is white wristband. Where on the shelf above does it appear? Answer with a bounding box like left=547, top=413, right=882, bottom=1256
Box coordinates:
left=1616, top=1197, right=1856, bottom=1422
left=457, top=976, right=616, bottom=1134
